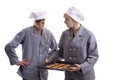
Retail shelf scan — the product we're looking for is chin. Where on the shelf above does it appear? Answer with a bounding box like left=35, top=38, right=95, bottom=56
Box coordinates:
left=67, top=26, right=70, bottom=28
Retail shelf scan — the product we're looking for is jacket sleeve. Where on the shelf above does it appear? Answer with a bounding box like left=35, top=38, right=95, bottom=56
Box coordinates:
left=4, top=30, right=25, bottom=65
left=47, top=32, right=58, bottom=62
left=49, top=33, right=57, bottom=50
left=47, top=32, right=64, bottom=62
left=80, top=34, right=99, bottom=74
left=58, top=31, right=65, bottom=58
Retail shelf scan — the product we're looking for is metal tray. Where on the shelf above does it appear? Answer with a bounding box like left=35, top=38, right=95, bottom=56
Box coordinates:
left=37, top=61, right=75, bottom=71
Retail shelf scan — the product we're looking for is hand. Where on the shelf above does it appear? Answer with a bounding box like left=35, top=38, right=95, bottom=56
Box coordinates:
left=16, top=59, right=29, bottom=67
left=45, top=59, right=48, bottom=64
left=69, top=64, right=80, bottom=72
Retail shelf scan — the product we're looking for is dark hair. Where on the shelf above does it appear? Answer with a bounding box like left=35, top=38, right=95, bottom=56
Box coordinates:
left=35, top=19, right=45, bottom=24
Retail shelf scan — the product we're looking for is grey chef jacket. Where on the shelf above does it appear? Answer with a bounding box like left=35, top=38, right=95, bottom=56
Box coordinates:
left=5, top=26, right=57, bottom=80
left=57, top=25, right=99, bottom=80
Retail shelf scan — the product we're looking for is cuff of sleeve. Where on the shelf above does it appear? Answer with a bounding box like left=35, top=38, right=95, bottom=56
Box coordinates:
left=80, top=63, right=91, bottom=74
left=10, top=58, right=19, bottom=65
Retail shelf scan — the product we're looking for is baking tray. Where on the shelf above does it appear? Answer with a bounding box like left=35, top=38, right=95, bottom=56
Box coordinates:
left=37, top=61, right=75, bottom=71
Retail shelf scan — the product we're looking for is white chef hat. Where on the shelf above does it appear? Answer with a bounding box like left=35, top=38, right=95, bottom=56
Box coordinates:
left=66, top=6, right=84, bottom=23
left=29, top=10, right=46, bottom=20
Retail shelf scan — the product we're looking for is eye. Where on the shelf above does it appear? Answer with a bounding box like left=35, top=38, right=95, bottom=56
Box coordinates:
left=65, top=18, right=69, bottom=21
left=42, top=22, right=45, bottom=24
left=40, top=21, right=45, bottom=25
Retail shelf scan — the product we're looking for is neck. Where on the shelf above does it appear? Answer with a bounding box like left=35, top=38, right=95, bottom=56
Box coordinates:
left=34, top=25, right=43, bottom=35
left=72, top=24, right=80, bottom=35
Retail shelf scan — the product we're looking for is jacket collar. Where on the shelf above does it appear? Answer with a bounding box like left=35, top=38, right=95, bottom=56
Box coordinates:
left=32, top=25, right=45, bottom=34
left=76, top=24, right=84, bottom=36
left=69, top=24, right=84, bottom=36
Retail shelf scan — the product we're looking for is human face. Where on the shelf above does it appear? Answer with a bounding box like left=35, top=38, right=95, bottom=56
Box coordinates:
left=64, top=14, right=75, bottom=28
left=35, top=19, right=45, bottom=31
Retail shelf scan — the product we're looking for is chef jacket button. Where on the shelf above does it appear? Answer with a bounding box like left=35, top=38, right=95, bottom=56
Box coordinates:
left=46, top=45, right=49, bottom=47
left=78, top=37, right=80, bottom=40
left=73, top=58, right=76, bottom=60
left=73, top=48, right=76, bottom=51
left=69, top=57, right=72, bottom=59
left=69, top=49, right=72, bottom=51
left=68, top=37, right=71, bottom=39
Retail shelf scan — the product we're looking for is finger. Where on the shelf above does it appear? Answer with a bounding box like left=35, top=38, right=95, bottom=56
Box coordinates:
left=75, top=64, right=80, bottom=67
left=69, top=67, right=75, bottom=70
left=25, top=62, right=30, bottom=65
left=23, top=61, right=30, bottom=65
left=21, top=64, right=26, bottom=67
left=68, top=69, right=76, bottom=72
left=45, top=59, right=48, bottom=63
left=70, top=67, right=74, bottom=70
left=18, top=61, right=26, bottom=66
left=24, top=59, right=29, bottom=62
left=23, top=59, right=29, bottom=63
left=69, top=66, right=80, bottom=71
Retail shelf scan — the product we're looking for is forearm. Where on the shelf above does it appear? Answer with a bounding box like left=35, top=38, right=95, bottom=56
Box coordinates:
left=80, top=56, right=98, bottom=73
left=5, top=43, right=19, bottom=65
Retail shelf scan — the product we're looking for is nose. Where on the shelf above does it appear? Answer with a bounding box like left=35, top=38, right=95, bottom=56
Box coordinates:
left=64, top=20, right=67, bottom=24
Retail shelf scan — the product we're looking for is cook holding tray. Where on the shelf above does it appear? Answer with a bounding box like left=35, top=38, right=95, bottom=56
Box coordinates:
left=48, top=6, right=99, bottom=80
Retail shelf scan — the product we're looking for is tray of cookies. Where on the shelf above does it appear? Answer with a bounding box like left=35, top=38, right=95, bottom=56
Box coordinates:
left=37, top=61, right=75, bottom=71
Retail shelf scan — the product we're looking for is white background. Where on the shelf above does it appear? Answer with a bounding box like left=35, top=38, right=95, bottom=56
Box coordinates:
left=0, top=0, right=120, bottom=80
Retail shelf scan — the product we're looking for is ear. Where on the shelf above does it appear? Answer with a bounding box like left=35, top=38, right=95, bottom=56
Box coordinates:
left=34, top=22, right=38, bottom=27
